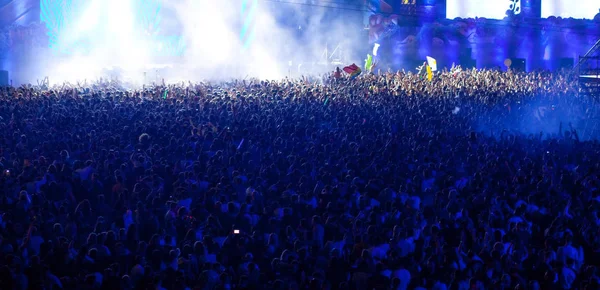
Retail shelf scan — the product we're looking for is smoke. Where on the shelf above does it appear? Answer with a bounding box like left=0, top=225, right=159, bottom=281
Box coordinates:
left=48, top=0, right=155, bottom=84
left=471, top=94, right=597, bottom=140
left=162, top=0, right=364, bottom=82
left=16, top=0, right=364, bottom=85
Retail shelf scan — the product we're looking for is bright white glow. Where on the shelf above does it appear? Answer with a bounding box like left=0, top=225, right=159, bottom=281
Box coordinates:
left=105, top=0, right=149, bottom=71
left=447, top=0, right=517, bottom=19
left=77, top=0, right=101, bottom=33
left=167, top=0, right=287, bottom=80
left=49, top=0, right=152, bottom=84
left=175, top=0, right=237, bottom=64
left=34, top=0, right=361, bottom=85
left=542, top=0, right=600, bottom=19
left=52, top=56, right=104, bottom=84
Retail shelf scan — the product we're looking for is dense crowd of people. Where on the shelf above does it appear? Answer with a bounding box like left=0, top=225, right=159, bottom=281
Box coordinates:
left=0, top=67, right=599, bottom=290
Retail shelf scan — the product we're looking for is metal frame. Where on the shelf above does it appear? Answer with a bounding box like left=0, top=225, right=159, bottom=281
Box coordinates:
left=319, top=42, right=345, bottom=65
left=577, top=39, right=600, bottom=99
left=578, top=55, right=600, bottom=98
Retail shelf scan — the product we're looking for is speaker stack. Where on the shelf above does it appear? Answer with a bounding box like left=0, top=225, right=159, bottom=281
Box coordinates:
left=0, top=70, right=8, bottom=86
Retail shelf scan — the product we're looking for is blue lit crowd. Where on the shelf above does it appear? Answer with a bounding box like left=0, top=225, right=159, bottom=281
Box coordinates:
left=0, top=68, right=598, bottom=290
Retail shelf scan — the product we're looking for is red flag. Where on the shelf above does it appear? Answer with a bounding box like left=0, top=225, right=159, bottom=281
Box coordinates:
left=343, top=64, right=360, bottom=74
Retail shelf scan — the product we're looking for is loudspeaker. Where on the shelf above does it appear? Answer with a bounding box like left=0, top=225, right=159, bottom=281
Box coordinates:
left=559, top=58, right=574, bottom=70
left=460, top=57, right=476, bottom=69
left=0, top=70, right=7, bottom=86
left=460, top=48, right=472, bottom=59
left=511, top=58, right=526, bottom=72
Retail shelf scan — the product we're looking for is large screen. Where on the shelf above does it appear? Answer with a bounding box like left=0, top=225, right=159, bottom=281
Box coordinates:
left=40, top=0, right=186, bottom=56
left=542, top=0, right=600, bottom=19
left=447, top=0, right=521, bottom=19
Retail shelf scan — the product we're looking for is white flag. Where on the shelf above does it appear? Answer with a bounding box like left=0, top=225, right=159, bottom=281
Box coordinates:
left=426, top=56, right=437, bottom=72
left=373, top=43, right=381, bottom=56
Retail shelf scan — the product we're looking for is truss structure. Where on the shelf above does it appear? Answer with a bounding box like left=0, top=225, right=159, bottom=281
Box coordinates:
left=576, top=39, right=600, bottom=98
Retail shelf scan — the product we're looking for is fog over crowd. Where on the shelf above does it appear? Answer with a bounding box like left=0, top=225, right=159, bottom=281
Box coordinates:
left=18, top=0, right=364, bottom=85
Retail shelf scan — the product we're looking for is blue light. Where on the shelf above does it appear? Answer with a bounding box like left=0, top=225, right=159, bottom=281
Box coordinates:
left=40, top=0, right=83, bottom=52
left=240, top=0, right=258, bottom=44
left=243, top=26, right=256, bottom=50
left=241, top=0, right=248, bottom=15
left=40, top=0, right=186, bottom=56
left=135, top=0, right=163, bottom=36
left=154, top=35, right=186, bottom=56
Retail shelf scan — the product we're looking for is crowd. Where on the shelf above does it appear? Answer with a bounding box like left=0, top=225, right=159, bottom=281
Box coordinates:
left=0, top=67, right=598, bottom=290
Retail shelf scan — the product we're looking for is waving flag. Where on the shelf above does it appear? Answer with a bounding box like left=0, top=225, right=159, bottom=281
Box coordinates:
left=417, top=62, right=427, bottom=78
left=365, top=54, right=374, bottom=73
left=426, top=56, right=437, bottom=71
left=373, top=43, right=380, bottom=56
left=343, top=64, right=362, bottom=79
left=426, top=65, right=433, bottom=81
left=451, top=63, right=462, bottom=77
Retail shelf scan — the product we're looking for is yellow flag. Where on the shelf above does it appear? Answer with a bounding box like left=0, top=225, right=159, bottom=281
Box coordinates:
left=426, top=65, right=433, bottom=81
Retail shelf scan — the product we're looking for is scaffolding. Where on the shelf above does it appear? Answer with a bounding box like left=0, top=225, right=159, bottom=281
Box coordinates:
left=576, top=39, right=600, bottom=99
left=319, top=42, right=346, bottom=66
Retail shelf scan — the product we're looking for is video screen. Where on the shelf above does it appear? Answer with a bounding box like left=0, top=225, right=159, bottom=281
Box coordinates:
left=541, top=0, right=600, bottom=19
left=446, top=0, right=520, bottom=19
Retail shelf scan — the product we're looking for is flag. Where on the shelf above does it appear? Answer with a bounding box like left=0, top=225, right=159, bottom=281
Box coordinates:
left=366, top=0, right=393, bottom=13
left=452, top=65, right=462, bottom=77
left=426, top=65, right=433, bottom=81
left=343, top=63, right=360, bottom=74
left=417, top=62, right=427, bottom=78
left=343, top=64, right=362, bottom=79
left=426, top=56, right=437, bottom=71
left=163, top=89, right=168, bottom=99
left=373, top=43, right=380, bottom=56
left=451, top=63, right=462, bottom=75
left=365, top=54, right=374, bottom=73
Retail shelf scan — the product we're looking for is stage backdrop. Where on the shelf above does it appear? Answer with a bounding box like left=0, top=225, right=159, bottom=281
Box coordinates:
left=40, top=0, right=186, bottom=56
left=375, top=16, right=600, bottom=72
left=447, top=0, right=520, bottom=20
left=541, top=0, right=600, bottom=19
